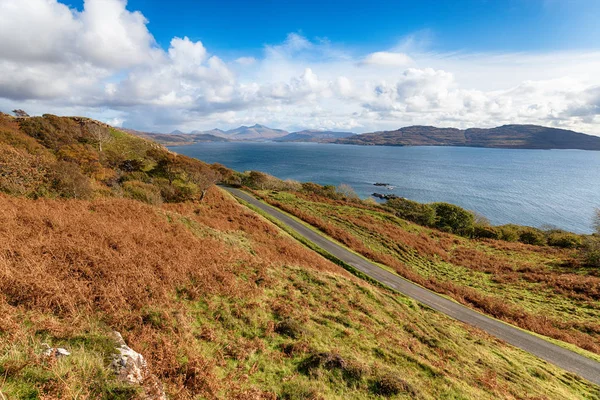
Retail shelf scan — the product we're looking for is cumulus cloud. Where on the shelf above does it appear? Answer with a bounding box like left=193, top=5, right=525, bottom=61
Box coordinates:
left=1, top=0, right=600, bottom=134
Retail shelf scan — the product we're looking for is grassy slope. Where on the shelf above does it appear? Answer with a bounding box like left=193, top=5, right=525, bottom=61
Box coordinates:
left=1, top=190, right=599, bottom=399
left=256, top=191, right=600, bottom=356
left=1, top=114, right=599, bottom=398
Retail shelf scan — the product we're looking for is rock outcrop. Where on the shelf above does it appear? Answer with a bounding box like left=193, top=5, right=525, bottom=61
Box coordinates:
left=111, top=331, right=167, bottom=400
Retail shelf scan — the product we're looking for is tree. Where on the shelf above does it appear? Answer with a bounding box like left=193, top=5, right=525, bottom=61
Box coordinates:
left=432, top=202, right=475, bottom=236
left=12, top=109, right=29, bottom=117
left=594, top=208, right=600, bottom=235
left=336, top=184, right=359, bottom=200
left=86, top=122, right=113, bottom=152
left=195, top=168, right=221, bottom=201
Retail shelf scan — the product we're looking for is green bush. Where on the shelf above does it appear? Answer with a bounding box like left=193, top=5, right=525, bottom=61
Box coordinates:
left=431, top=202, right=475, bottom=236
left=385, top=198, right=436, bottom=227
left=518, top=228, right=547, bottom=246
left=581, top=238, right=600, bottom=267
left=473, top=224, right=500, bottom=239
left=497, top=225, right=520, bottom=242
left=547, top=231, right=582, bottom=249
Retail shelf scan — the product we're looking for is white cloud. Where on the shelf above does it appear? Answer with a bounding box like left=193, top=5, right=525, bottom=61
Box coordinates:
left=1, top=0, right=600, bottom=135
left=235, top=56, right=256, bottom=66
left=361, top=52, right=414, bottom=67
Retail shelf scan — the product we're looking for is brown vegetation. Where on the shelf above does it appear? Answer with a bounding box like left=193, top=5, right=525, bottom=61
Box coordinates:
left=0, top=188, right=340, bottom=398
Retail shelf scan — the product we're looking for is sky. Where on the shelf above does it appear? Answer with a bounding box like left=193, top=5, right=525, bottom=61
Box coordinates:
left=1, top=0, right=600, bottom=134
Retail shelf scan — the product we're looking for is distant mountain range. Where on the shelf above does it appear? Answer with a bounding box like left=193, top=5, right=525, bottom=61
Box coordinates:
left=133, top=124, right=357, bottom=145
left=336, top=125, right=600, bottom=150
left=123, top=124, right=600, bottom=150
left=275, top=130, right=355, bottom=142
left=122, top=128, right=228, bottom=146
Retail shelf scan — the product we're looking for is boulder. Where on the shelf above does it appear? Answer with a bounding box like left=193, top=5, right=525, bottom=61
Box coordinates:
left=111, top=331, right=167, bottom=400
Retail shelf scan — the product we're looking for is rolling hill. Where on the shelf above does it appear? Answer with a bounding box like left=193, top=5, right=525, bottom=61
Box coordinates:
left=337, top=124, right=600, bottom=150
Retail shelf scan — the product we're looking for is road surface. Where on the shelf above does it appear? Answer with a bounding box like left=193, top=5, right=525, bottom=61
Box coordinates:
left=224, top=187, right=600, bottom=386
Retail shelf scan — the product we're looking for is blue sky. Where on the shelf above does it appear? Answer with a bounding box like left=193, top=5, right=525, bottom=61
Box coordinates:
left=62, top=0, right=600, bottom=55
left=1, top=0, right=600, bottom=134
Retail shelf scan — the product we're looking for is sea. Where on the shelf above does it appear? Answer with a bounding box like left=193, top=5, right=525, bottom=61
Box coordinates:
left=169, top=142, right=600, bottom=233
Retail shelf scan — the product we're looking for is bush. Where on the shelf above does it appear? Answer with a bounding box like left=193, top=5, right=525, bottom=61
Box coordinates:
left=0, top=144, right=49, bottom=197
left=431, top=202, right=475, bottom=236
left=122, top=180, right=162, bottom=205
left=50, top=161, right=93, bottom=199
left=547, top=231, right=582, bottom=249
left=385, top=198, right=436, bottom=227
left=518, top=228, right=547, bottom=246
left=497, top=225, right=520, bottom=242
left=336, top=184, right=360, bottom=201
left=581, top=238, right=600, bottom=267
left=473, top=224, right=500, bottom=239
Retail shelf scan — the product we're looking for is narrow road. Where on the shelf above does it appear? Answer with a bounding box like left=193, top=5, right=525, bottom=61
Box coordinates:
left=224, top=187, right=600, bottom=386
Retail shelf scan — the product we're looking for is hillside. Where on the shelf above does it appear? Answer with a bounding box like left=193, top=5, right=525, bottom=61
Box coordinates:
left=276, top=130, right=356, bottom=143
left=124, top=129, right=229, bottom=146
left=337, top=124, right=600, bottom=150
left=254, top=187, right=600, bottom=355
left=1, top=113, right=599, bottom=398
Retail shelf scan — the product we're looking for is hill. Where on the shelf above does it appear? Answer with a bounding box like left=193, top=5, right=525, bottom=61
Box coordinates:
left=1, top=113, right=599, bottom=398
left=123, top=128, right=229, bottom=146
left=337, top=124, right=600, bottom=150
left=276, top=129, right=356, bottom=143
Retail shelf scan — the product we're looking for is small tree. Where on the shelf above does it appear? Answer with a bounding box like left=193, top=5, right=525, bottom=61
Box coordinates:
left=86, top=122, right=113, bottom=152
left=12, top=109, right=30, bottom=117
left=336, top=184, right=359, bottom=201
left=195, top=168, right=221, bottom=201
left=593, top=208, right=600, bottom=235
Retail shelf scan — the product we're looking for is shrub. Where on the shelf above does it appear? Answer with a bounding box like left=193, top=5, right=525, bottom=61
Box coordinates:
left=122, top=180, right=163, bottom=205
left=581, top=238, right=600, bottom=267
left=518, top=228, right=547, bottom=246
left=547, top=231, right=582, bottom=249
left=497, top=225, right=520, bottom=242
left=0, top=144, right=49, bottom=197
left=431, top=202, right=475, bottom=236
left=473, top=224, right=500, bottom=239
left=385, top=198, right=436, bottom=227
left=336, top=184, right=359, bottom=201
left=119, top=159, right=145, bottom=172
left=50, top=161, right=93, bottom=199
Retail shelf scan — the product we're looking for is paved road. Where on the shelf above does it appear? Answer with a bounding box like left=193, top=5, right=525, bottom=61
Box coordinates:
left=224, top=187, right=600, bottom=386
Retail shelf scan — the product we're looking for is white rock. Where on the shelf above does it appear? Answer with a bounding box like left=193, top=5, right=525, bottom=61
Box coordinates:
left=41, top=343, right=71, bottom=358
left=110, top=332, right=167, bottom=399
left=110, top=332, right=148, bottom=385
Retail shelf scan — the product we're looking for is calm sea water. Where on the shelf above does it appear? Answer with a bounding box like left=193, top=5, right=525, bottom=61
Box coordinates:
left=170, top=142, right=600, bottom=233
